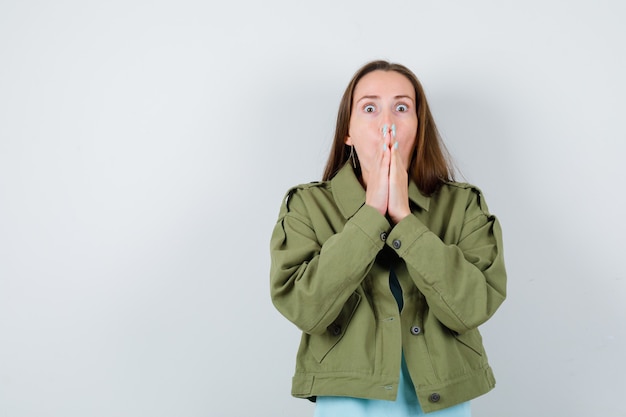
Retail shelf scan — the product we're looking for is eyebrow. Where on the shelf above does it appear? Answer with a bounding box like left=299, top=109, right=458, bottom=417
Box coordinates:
left=356, top=95, right=415, bottom=103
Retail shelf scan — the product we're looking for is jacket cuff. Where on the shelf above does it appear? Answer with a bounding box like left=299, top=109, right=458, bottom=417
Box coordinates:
left=386, top=214, right=429, bottom=255
left=348, top=204, right=392, bottom=249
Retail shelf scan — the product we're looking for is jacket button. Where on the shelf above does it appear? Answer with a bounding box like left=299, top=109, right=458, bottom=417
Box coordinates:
left=410, top=326, right=421, bottom=335
left=380, top=232, right=388, bottom=241
left=429, top=393, right=441, bottom=403
left=329, top=324, right=342, bottom=336
left=392, top=239, right=401, bottom=249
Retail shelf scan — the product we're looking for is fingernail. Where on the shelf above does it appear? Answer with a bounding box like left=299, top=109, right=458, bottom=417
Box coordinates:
left=391, top=124, right=396, bottom=139
left=382, top=124, right=388, bottom=137
left=394, top=141, right=399, bottom=150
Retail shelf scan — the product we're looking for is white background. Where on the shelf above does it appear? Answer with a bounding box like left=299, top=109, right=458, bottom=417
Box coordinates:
left=1, top=1, right=625, bottom=416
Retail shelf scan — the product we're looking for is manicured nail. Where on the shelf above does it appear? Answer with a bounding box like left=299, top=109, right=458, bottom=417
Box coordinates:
left=391, top=124, right=396, bottom=139
left=382, top=124, right=388, bottom=137
left=394, top=141, right=399, bottom=150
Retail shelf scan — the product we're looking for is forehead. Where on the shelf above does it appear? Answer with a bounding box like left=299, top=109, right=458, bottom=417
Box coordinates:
left=353, top=70, right=415, bottom=99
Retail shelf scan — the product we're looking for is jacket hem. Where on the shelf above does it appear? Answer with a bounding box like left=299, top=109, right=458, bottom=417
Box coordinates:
left=291, top=365, right=495, bottom=413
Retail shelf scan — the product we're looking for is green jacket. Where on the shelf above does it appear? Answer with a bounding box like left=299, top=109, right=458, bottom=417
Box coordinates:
left=269, top=163, right=507, bottom=413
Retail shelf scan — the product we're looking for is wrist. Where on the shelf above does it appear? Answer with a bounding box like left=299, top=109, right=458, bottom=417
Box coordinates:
left=391, top=213, right=409, bottom=224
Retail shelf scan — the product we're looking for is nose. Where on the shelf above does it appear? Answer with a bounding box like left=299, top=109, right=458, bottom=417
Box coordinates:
left=381, top=109, right=393, bottom=127
left=380, top=109, right=396, bottom=138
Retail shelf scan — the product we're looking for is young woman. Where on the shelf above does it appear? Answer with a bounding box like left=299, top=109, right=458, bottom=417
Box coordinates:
left=270, top=60, right=507, bottom=416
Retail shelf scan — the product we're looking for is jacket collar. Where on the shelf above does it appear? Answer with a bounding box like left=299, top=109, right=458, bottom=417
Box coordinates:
left=330, top=163, right=431, bottom=219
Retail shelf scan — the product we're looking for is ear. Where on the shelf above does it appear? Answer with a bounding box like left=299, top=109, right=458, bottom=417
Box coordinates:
left=345, top=135, right=353, bottom=146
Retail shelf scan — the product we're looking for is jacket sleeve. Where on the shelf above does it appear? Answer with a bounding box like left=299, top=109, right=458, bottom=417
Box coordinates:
left=269, top=187, right=389, bottom=335
left=387, top=187, right=507, bottom=334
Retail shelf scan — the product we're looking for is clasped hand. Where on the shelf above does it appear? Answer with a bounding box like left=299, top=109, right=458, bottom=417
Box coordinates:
left=365, top=128, right=411, bottom=224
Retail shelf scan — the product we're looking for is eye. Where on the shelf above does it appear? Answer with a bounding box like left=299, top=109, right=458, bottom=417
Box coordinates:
left=364, top=104, right=376, bottom=113
left=396, top=104, right=409, bottom=112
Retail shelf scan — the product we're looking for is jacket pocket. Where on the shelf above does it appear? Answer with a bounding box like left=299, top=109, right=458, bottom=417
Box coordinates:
left=453, top=329, right=484, bottom=356
left=309, top=292, right=361, bottom=363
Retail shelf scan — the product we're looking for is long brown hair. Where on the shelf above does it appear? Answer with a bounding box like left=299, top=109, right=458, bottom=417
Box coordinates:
left=322, top=60, right=454, bottom=196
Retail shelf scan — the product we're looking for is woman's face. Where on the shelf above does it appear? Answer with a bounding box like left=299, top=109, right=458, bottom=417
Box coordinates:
left=346, top=70, right=418, bottom=181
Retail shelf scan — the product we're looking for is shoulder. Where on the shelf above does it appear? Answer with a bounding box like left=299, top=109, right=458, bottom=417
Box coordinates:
left=436, top=181, right=493, bottom=216
left=441, top=180, right=483, bottom=193
left=278, top=180, right=333, bottom=215
left=283, top=180, right=330, bottom=205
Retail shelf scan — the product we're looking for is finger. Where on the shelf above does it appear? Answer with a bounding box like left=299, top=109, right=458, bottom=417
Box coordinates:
left=389, top=143, right=408, bottom=196
left=381, top=125, right=392, bottom=174
left=390, top=139, right=401, bottom=177
left=381, top=124, right=391, bottom=151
